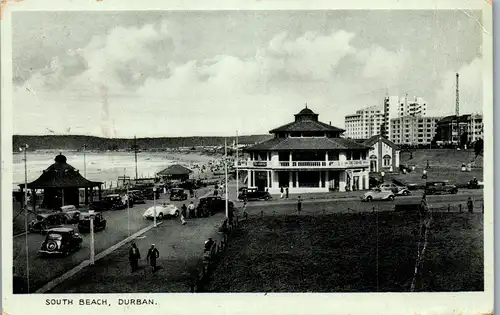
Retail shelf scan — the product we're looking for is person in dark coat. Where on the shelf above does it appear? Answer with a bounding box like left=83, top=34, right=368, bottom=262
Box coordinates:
left=297, top=196, right=302, bottom=213
left=146, top=244, right=160, bottom=273
left=285, top=187, right=289, bottom=198
left=128, top=243, right=140, bottom=272
left=181, top=204, right=187, bottom=218
left=467, top=197, right=474, bottom=213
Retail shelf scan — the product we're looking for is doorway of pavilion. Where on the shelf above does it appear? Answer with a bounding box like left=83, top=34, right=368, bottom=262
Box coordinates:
left=369, top=155, right=377, bottom=172
left=254, top=171, right=268, bottom=191
left=327, top=171, right=340, bottom=191
left=297, top=171, right=321, bottom=188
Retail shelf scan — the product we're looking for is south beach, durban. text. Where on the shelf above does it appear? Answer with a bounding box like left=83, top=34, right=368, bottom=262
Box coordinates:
left=44, top=298, right=156, bottom=306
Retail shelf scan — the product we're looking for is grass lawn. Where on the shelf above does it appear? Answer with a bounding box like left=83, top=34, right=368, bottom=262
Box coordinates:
left=206, top=212, right=483, bottom=292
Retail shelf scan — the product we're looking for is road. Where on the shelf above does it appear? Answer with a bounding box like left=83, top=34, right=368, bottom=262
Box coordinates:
left=13, top=188, right=212, bottom=293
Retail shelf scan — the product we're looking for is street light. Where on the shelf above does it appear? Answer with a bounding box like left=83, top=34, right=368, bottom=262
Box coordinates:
left=89, top=209, right=95, bottom=264
left=20, top=144, right=30, bottom=292
left=153, top=186, right=157, bottom=227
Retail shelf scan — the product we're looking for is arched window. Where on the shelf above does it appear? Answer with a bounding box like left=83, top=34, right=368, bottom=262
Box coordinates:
left=369, top=155, right=377, bottom=160
left=383, top=155, right=391, bottom=167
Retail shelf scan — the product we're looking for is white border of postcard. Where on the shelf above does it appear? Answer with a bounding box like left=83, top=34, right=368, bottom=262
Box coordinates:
left=1, top=0, right=494, bottom=314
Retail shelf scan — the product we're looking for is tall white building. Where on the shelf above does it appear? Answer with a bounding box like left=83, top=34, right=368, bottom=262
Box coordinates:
left=346, top=95, right=428, bottom=139
left=344, top=106, right=384, bottom=139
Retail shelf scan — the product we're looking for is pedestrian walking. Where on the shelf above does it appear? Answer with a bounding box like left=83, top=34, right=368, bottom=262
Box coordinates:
left=188, top=201, right=196, bottom=219
left=297, top=196, right=302, bottom=213
left=189, top=188, right=194, bottom=198
left=422, top=169, right=427, bottom=180
left=146, top=244, right=160, bottom=273
left=181, top=204, right=187, bottom=218
left=285, top=187, right=289, bottom=198
left=280, top=186, right=284, bottom=199
left=467, top=197, right=474, bottom=213
left=214, top=188, right=219, bottom=197
left=128, top=243, right=140, bottom=272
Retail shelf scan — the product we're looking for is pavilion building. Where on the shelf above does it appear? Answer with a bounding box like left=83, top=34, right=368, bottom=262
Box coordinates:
left=19, top=154, right=103, bottom=210
left=237, top=106, right=371, bottom=193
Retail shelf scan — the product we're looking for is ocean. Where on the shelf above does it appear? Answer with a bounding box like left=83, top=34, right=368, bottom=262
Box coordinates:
left=11, top=151, right=217, bottom=191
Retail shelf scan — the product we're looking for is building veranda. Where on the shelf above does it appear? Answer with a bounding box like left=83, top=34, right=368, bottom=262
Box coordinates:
left=237, top=106, right=371, bottom=194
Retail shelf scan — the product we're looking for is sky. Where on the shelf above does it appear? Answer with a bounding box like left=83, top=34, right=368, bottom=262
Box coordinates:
left=12, top=10, right=484, bottom=138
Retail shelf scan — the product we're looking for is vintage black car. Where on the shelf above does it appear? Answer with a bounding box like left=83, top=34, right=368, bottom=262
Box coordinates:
left=170, top=188, right=188, bottom=201
left=142, top=187, right=161, bottom=200
left=424, top=181, right=458, bottom=195
left=103, top=194, right=127, bottom=210
left=238, top=187, right=272, bottom=201
left=38, top=227, right=83, bottom=256
left=58, top=205, right=81, bottom=223
left=78, top=212, right=107, bottom=233
left=178, top=179, right=206, bottom=190
left=89, top=200, right=114, bottom=211
left=28, top=212, right=70, bottom=234
left=129, top=190, right=146, bottom=204
left=197, top=196, right=234, bottom=217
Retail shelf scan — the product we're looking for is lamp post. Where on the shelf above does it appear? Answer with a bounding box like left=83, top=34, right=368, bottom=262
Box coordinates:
left=153, top=186, right=157, bottom=227
left=20, top=144, right=30, bottom=292
left=236, top=131, right=239, bottom=197
left=224, top=138, right=228, bottom=219
left=126, top=182, right=130, bottom=237
left=89, top=209, right=95, bottom=264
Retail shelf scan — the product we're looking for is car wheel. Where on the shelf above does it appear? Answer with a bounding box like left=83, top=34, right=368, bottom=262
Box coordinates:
left=366, top=196, right=373, bottom=202
left=46, top=240, right=58, bottom=252
left=388, top=195, right=395, bottom=201
left=402, top=190, right=409, bottom=196
left=157, top=213, right=164, bottom=220
left=174, top=210, right=179, bottom=217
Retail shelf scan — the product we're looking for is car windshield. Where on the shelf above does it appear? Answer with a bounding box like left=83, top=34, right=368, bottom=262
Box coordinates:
left=47, top=233, right=62, bottom=240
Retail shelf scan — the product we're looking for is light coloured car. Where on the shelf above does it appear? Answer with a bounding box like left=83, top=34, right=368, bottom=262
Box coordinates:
left=361, top=188, right=395, bottom=202
left=143, top=203, right=179, bottom=220
left=379, top=183, right=411, bottom=196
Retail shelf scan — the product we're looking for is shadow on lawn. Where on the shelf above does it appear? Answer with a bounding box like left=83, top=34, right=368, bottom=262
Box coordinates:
left=205, top=212, right=484, bottom=292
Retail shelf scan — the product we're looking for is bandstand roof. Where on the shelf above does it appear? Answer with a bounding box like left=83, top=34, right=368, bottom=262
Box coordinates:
left=244, top=137, right=370, bottom=152
left=270, top=106, right=345, bottom=134
left=18, top=154, right=102, bottom=189
left=157, top=164, right=193, bottom=176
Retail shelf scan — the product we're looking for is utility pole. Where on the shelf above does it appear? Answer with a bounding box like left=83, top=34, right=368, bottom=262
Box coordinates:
left=236, top=131, right=239, bottom=196
left=133, top=136, right=138, bottom=181
left=225, top=138, right=228, bottom=219
left=455, top=73, right=460, bottom=147
left=82, top=144, right=87, bottom=177
left=21, top=144, right=30, bottom=293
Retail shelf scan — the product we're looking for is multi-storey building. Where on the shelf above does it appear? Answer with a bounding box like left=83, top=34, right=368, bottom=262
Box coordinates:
left=435, top=114, right=483, bottom=145
left=344, top=106, right=384, bottom=139
left=390, top=116, right=441, bottom=145
left=238, top=106, right=371, bottom=193
left=346, top=95, right=428, bottom=140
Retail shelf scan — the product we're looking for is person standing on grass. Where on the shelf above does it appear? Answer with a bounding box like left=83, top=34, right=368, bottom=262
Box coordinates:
left=242, top=200, right=248, bottom=219
left=146, top=244, right=160, bottom=273
left=297, top=196, right=302, bottom=213
left=129, top=243, right=140, bottom=272
left=280, top=186, right=284, bottom=199
left=285, top=187, right=289, bottom=198
left=467, top=197, right=474, bottom=213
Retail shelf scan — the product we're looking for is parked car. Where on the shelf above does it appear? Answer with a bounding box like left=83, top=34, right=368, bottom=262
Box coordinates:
left=28, top=212, right=70, bottom=234
left=361, top=188, right=395, bottom=202
left=78, top=212, right=107, bottom=232
left=89, top=200, right=114, bottom=211
left=143, top=204, right=179, bottom=220
left=238, top=187, right=272, bottom=201
left=170, top=188, right=188, bottom=201
left=424, top=181, right=458, bottom=195
left=379, top=183, right=411, bottom=196
left=38, top=227, right=83, bottom=256
left=103, top=194, right=127, bottom=210
left=58, top=205, right=81, bottom=223
left=179, top=179, right=206, bottom=190
left=197, top=196, right=234, bottom=217
left=467, top=179, right=484, bottom=189
left=128, top=190, right=146, bottom=204
left=142, top=187, right=161, bottom=200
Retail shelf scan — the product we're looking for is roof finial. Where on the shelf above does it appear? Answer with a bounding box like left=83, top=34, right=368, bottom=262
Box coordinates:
left=305, top=102, right=307, bottom=109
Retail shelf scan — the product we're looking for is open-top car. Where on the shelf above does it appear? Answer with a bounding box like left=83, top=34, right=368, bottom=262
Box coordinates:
left=103, top=194, right=127, bottom=210
left=170, top=188, right=188, bottom=201
left=379, top=183, right=411, bottom=196
left=238, top=187, right=272, bottom=201
left=38, top=227, right=83, bottom=256
left=361, top=188, right=395, bottom=202
left=78, top=212, right=107, bottom=233
left=197, top=196, right=234, bottom=217
left=28, top=212, right=70, bottom=234
left=58, top=205, right=81, bottom=223
left=143, top=203, right=179, bottom=220
left=424, top=181, right=458, bottom=195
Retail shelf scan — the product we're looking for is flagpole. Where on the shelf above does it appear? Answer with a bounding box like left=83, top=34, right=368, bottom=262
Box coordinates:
left=22, top=144, right=30, bottom=292
left=236, top=131, right=239, bottom=197
left=225, top=138, right=228, bottom=219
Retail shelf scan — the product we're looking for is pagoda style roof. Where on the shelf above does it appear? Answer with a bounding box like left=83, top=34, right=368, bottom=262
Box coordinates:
left=244, top=137, right=370, bottom=151
left=157, top=164, right=192, bottom=176
left=270, top=106, right=345, bottom=133
left=19, top=154, right=102, bottom=189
